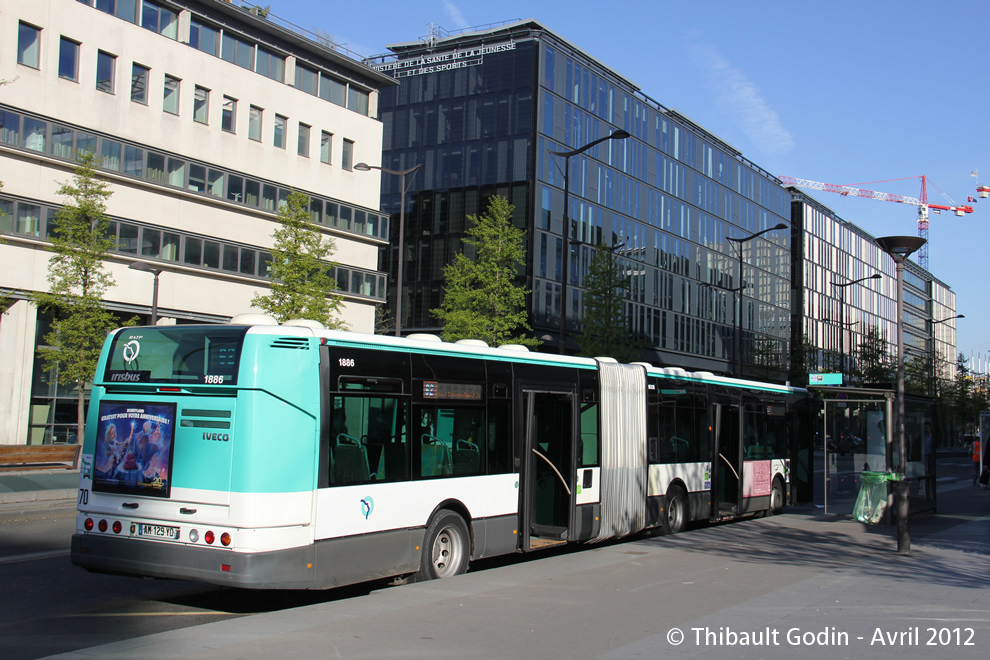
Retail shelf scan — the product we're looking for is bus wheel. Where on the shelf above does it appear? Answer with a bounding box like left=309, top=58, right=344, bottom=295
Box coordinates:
left=662, top=487, right=687, bottom=535
left=769, top=479, right=785, bottom=516
left=417, top=511, right=470, bottom=581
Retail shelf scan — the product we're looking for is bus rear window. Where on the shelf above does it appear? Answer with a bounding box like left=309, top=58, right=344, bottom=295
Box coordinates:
left=104, top=327, right=247, bottom=385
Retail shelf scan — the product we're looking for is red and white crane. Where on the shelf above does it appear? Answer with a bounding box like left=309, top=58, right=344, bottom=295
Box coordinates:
left=779, top=175, right=975, bottom=269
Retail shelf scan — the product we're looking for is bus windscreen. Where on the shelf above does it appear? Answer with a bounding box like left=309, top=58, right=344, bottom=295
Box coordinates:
left=92, top=401, right=176, bottom=498
left=103, top=326, right=247, bottom=385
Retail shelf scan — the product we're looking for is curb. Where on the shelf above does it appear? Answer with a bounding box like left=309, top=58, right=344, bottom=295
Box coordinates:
left=0, top=488, right=77, bottom=506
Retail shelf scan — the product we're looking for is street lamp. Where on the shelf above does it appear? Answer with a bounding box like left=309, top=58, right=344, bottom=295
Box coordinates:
left=833, top=273, right=882, bottom=379
left=354, top=162, right=421, bottom=337
left=129, top=261, right=162, bottom=325
left=726, top=223, right=787, bottom=376
left=550, top=129, right=630, bottom=354
left=702, top=280, right=746, bottom=376
left=875, top=235, right=926, bottom=555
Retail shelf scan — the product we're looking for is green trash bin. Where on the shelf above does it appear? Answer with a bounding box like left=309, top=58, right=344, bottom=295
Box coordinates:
left=853, top=471, right=899, bottom=524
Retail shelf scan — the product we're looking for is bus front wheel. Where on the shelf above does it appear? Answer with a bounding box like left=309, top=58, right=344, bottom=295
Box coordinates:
left=417, top=510, right=470, bottom=581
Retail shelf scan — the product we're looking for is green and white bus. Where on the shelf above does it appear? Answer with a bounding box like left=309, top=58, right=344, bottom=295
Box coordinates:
left=72, top=314, right=807, bottom=589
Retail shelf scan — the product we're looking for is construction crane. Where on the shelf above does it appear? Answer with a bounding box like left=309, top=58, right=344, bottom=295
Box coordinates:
left=779, top=176, right=975, bottom=269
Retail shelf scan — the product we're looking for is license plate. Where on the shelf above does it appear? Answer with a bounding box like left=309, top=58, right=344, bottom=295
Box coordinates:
left=138, top=524, right=179, bottom=539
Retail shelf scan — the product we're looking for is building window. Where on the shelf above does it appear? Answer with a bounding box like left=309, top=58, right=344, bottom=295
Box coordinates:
left=17, top=22, right=41, bottom=69
left=130, top=63, right=150, bottom=104
left=189, top=19, right=218, bottom=56
left=248, top=106, right=262, bottom=142
left=193, top=86, right=209, bottom=123
left=274, top=115, right=286, bottom=149
left=163, top=75, right=180, bottom=114
left=141, top=1, right=177, bottom=40
left=58, top=37, right=80, bottom=82
left=96, top=51, right=116, bottom=94
left=93, top=0, right=137, bottom=23
left=347, top=87, right=370, bottom=116
left=320, top=131, right=332, bottom=164
left=222, top=96, right=236, bottom=133
left=341, top=139, right=354, bottom=171
left=221, top=33, right=254, bottom=71
left=298, top=123, right=310, bottom=157
left=256, top=47, right=285, bottom=83
left=295, top=64, right=318, bottom=96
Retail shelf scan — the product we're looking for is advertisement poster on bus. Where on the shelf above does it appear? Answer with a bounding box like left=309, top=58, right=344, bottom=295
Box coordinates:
left=92, top=402, right=176, bottom=498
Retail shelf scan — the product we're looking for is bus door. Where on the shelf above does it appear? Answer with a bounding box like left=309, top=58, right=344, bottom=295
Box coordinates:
left=713, top=403, right=742, bottom=517
left=521, top=388, right=576, bottom=551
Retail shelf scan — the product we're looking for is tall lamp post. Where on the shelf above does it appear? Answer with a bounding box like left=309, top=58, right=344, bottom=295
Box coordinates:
left=726, top=223, right=787, bottom=376
left=702, top=281, right=746, bottom=375
left=876, top=235, right=926, bottom=555
left=833, top=273, right=882, bottom=379
left=354, top=162, right=421, bottom=337
left=550, top=129, right=630, bottom=354
left=129, top=261, right=162, bottom=325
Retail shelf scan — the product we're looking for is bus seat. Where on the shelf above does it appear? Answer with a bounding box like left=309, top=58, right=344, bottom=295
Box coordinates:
left=453, top=439, right=481, bottom=475
left=421, top=438, right=452, bottom=477
left=333, top=434, right=370, bottom=483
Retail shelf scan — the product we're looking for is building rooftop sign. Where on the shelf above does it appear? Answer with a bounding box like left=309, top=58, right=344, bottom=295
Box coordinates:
left=372, top=41, right=516, bottom=78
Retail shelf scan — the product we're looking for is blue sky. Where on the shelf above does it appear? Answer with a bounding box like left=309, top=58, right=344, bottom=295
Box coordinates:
left=266, top=0, right=988, bottom=369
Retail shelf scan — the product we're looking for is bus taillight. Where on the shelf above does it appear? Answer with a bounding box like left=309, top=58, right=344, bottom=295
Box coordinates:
left=205, top=530, right=215, bottom=545
left=220, top=532, right=231, bottom=547
left=84, top=518, right=93, bottom=531
left=98, top=519, right=108, bottom=533
left=112, top=521, right=122, bottom=534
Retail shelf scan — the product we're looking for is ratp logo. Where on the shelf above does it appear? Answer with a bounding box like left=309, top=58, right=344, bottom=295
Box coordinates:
left=122, top=340, right=141, bottom=363
left=360, top=496, right=374, bottom=520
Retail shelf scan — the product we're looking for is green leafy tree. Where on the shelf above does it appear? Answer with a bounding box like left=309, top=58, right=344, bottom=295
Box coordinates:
left=853, top=325, right=892, bottom=386
left=576, top=243, right=640, bottom=362
left=34, top=151, right=127, bottom=441
left=251, top=190, right=346, bottom=328
left=432, top=195, right=539, bottom=347
left=788, top=339, right=822, bottom=387
left=751, top=335, right=786, bottom=383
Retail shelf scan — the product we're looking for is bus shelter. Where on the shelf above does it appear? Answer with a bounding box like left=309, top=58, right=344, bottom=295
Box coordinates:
left=807, top=387, right=936, bottom=517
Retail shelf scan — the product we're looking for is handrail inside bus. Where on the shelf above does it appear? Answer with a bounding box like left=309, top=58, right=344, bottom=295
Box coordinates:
left=531, top=448, right=572, bottom=496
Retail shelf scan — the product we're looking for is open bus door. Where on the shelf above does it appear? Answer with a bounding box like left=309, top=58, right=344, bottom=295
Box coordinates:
left=713, top=402, right=742, bottom=517
left=520, top=387, right=576, bottom=551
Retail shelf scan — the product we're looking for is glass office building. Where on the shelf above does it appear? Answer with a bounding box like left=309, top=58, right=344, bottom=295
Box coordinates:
left=790, top=190, right=958, bottom=386
left=372, top=20, right=792, bottom=377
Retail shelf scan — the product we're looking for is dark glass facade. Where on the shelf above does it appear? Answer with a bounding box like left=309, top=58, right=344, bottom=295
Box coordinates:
left=376, top=21, right=792, bottom=377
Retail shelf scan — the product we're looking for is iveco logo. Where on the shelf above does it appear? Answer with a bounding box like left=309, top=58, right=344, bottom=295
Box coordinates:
left=203, top=432, right=230, bottom=442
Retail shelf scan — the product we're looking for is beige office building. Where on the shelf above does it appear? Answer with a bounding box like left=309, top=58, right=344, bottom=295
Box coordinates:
left=0, top=0, right=395, bottom=444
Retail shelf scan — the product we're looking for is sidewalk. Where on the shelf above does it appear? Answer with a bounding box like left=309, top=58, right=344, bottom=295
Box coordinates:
left=42, top=476, right=989, bottom=660
left=0, top=469, right=79, bottom=508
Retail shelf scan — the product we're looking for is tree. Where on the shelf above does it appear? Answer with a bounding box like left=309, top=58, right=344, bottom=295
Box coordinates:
left=432, top=195, right=539, bottom=347
left=34, top=151, right=126, bottom=442
left=751, top=335, right=786, bottom=383
left=251, top=190, right=346, bottom=328
left=788, top=339, right=822, bottom=387
left=576, top=243, right=640, bottom=362
left=853, top=325, right=892, bottom=386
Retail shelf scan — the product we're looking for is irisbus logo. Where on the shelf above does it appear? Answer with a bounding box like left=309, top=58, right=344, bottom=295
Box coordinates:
left=203, top=432, right=230, bottom=442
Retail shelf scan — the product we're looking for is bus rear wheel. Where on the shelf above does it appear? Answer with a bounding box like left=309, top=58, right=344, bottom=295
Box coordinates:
left=417, top=510, right=470, bottom=581
left=769, top=478, right=784, bottom=516
left=662, top=486, right=687, bottom=535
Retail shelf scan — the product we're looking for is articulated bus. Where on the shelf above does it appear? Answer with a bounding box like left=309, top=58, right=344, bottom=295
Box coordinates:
left=72, top=315, right=807, bottom=589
